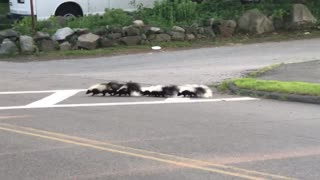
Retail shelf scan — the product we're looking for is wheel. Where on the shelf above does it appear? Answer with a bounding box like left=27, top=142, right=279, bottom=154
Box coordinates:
left=55, top=3, right=83, bottom=18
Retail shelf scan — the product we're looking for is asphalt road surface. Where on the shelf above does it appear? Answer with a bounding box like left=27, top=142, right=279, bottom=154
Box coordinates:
left=1, top=39, right=320, bottom=180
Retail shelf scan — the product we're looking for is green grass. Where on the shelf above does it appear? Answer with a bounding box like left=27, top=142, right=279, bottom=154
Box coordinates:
left=246, top=63, right=282, bottom=78
left=231, top=78, right=320, bottom=96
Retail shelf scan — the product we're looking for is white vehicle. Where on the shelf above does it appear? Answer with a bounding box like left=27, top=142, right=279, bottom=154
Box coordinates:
left=9, top=0, right=155, bottom=20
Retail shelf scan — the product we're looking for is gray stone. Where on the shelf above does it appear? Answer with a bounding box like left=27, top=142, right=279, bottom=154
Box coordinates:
left=149, top=27, right=162, bottom=34
left=20, top=35, right=35, bottom=53
left=73, top=28, right=90, bottom=35
left=238, top=9, right=274, bottom=34
left=38, top=39, right=56, bottom=52
left=148, top=33, right=171, bottom=42
left=107, top=26, right=123, bottom=34
left=59, top=41, right=72, bottom=51
left=92, top=27, right=108, bottom=36
left=52, top=27, right=75, bottom=41
left=218, top=20, right=237, bottom=38
left=0, top=38, right=18, bottom=55
left=170, top=31, right=185, bottom=41
left=120, top=36, right=142, bottom=46
left=77, top=33, right=100, bottom=50
left=290, top=4, right=317, bottom=30
left=186, top=34, right=196, bottom=41
left=34, top=31, right=50, bottom=41
left=100, top=37, right=118, bottom=48
left=172, top=26, right=185, bottom=33
left=133, top=20, right=145, bottom=28
left=203, top=27, right=216, bottom=38
left=107, top=33, right=122, bottom=40
left=123, top=26, right=140, bottom=36
left=0, top=29, right=19, bottom=39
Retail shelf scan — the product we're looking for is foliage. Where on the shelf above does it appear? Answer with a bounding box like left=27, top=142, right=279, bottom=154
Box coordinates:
left=136, top=0, right=199, bottom=27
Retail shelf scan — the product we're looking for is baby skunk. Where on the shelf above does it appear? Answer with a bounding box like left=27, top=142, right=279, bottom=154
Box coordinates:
left=178, top=84, right=213, bottom=98
left=86, top=83, right=109, bottom=96
left=115, top=82, right=141, bottom=96
left=141, top=85, right=179, bottom=97
left=86, top=81, right=123, bottom=96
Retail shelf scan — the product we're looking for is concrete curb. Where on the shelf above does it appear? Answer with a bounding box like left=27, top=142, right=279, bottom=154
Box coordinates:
left=227, top=83, right=320, bottom=104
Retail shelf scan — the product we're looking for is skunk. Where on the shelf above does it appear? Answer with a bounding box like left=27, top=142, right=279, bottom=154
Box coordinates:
left=178, top=84, right=212, bottom=98
left=86, top=81, right=123, bottom=96
left=115, top=82, right=141, bottom=96
left=86, top=83, right=109, bottom=96
left=141, top=85, right=179, bottom=97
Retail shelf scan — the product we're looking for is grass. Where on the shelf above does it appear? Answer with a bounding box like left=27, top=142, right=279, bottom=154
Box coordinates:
left=231, top=78, right=320, bottom=96
left=246, top=63, right=283, bottom=78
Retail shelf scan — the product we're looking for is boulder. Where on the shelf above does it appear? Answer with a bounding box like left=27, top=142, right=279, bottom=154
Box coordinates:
left=218, top=20, right=237, bottom=38
left=38, top=39, right=56, bottom=52
left=73, top=28, right=90, bottom=36
left=77, top=33, right=100, bottom=50
left=172, top=26, right=185, bottom=33
left=52, top=27, right=75, bottom=41
left=133, top=20, right=145, bottom=28
left=203, top=27, right=216, bottom=38
left=0, top=39, right=18, bottom=55
left=20, top=35, right=35, bottom=53
left=122, top=26, right=140, bottom=36
left=33, top=31, right=50, bottom=41
left=120, top=36, right=142, bottom=46
left=59, top=41, right=72, bottom=51
left=0, top=29, right=19, bottom=42
left=148, top=33, right=171, bottom=42
left=170, top=31, right=185, bottom=41
left=107, top=33, right=122, bottom=40
left=238, top=9, right=274, bottom=34
left=186, top=33, right=196, bottom=41
left=290, top=4, right=317, bottom=30
left=100, top=37, right=118, bottom=48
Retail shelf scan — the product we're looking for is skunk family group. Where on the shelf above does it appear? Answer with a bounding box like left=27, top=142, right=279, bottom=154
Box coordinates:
left=86, top=81, right=213, bottom=98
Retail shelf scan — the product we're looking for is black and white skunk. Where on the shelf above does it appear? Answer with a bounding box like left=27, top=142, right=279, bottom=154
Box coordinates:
left=177, top=84, right=213, bottom=98
left=115, top=82, right=141, bottom=96
left=141, top=85, right=179, bottom=97
left=86, top=81, right=123, bottom=96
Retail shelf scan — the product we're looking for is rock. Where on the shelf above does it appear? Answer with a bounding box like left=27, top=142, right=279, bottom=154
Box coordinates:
left=238, top=9, right=274, bottom=34
left=73, top=28, right=90, bottom=36
left=0, top=29, right=19, bottom=42
left=20, top=35, right=35, bottom=53
left=203, top=27, right=216, bottom=38
left=38, top=39, right=56, bottom=52
left=186, top=33, right=196, bottom=41
left=33, top=31, right=50, bottom=41
left=172, top=26, right=185, bottom=33
left=52, top=27, right=75, bottom=41
left=218, top=20, right=237, bottom=38
left=92, top=27, right=108, bottom=36
left=77, top=33, right=100, bottom=50
left=290, top=4, right=317, bottom=30
left=107, top=26, right=123, bottom=34
left=123, top=26, right=140, bottom=36
left=59, top=41, right=72, bottom=51
left=170, top=31, right=185, bottom=41
left=133, top=20, right=145, bottom=28
left=120, top=36, right=142, bottom=45
left=107, top=33, right=122, bottom=40
left=0, top=38, right=18, bottom=55
left=100, top=37, right=118, bottom=48
left=148, top=27, right=162, bottom=34
left=148, top=33, right=171, bottom=42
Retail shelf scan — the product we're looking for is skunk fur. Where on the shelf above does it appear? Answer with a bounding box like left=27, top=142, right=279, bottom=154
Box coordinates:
left=86, top=82, right=123, bottom=96
left=178, top=84, right=212, bottom=98
left=115, top=82, right=141, bottom=96
left=87, top=82, right=213, bottom=98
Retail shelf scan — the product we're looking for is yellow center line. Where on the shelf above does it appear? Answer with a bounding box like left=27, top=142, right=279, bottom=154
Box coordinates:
left=0, top=123, right=294, bottom=180
left=0, top=126, right=264, bottom=180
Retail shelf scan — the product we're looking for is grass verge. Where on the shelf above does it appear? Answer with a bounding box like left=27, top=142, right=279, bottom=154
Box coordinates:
left=230, top=78, right=320, bottom=96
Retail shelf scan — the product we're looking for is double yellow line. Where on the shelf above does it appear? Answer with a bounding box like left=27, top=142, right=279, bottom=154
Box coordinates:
left=0, top=123, right=295, bottom=180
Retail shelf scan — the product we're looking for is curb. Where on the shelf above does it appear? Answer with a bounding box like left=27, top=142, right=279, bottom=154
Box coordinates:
left=227, top=83, right=320, bottom=104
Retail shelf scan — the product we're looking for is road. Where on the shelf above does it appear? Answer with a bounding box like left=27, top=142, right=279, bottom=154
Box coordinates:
left=1, top=38, right=320, bottom=180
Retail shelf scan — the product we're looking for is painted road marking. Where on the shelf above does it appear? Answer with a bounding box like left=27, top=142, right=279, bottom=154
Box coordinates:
left=0, top=89, right=86, bottom=95
left=0, top=123, right=294, bottom=180
left=0, top=97, right=259, bottom=110
left=26, top=90, right=82, bottom=108
left=0, top=115, right=30, bottom=120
